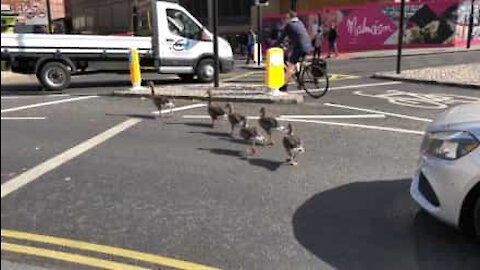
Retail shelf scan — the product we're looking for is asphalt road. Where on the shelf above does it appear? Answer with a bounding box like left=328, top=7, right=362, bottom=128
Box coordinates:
left=1, top=53, right=480, bottom=270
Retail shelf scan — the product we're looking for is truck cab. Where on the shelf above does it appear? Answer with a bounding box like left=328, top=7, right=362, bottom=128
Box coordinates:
left=0, top=0, right=234, bottom=90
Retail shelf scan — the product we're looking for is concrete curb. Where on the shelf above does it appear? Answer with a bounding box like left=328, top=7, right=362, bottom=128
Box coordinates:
left=371, top=74, right=480, bottom=90
left=112, top=87, right=303, bottom=104
left=1, top=71, right=36, bottom=84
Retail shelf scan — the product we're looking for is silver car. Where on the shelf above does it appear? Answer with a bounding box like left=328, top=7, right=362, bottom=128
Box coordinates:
left=410, top=103, right=480, bottom=238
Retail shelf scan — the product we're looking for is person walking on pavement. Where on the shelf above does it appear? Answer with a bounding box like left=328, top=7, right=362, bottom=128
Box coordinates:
left=246, top=29, right=257, bottom=65
left=327, top=23, right=339, bottom=58
left=277, top=10, right=312, bottom=92
left=313, top=28, right=323, bottom=59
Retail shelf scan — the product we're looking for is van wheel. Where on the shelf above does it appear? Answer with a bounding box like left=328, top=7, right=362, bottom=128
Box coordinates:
left=474, top=197, right=480, bottom=239
left=38, top=62, right=71, bottom=91
left=196, top=59, right=215, bottom=82
left=178, top=74, right=195, bottom=82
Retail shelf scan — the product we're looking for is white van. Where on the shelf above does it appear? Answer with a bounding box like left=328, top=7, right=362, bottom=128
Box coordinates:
left=1, top=0, right=234, bottom=90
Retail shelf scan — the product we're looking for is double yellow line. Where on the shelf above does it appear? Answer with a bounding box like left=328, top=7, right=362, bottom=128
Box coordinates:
left=1, top=229, right=220, bottom=270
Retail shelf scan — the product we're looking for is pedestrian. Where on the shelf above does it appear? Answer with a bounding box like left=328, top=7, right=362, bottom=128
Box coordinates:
left=313, top=28, right=323, bottom=59
left=246, top=28, right=256, bottom=65
left=327, top=23, right=339, bottom=58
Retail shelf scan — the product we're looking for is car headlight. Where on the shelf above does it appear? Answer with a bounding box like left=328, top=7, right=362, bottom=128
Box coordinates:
left=421, top=131, right=479, bottom=160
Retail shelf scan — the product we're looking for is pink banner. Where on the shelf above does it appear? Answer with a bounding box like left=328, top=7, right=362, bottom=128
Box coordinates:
left=262, top=0, right=479, bottom=53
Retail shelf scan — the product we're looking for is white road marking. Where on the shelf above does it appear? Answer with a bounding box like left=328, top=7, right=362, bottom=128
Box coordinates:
left=1, top=94, right=70, bottom=100
left=1, top=96, right=98, bottom=114
left=182, top=114, right=386, bottom=120
left=283, top=118, right=425, bottom=135
left=1, top=103, right=206, bottom=199
left=221, top=71, right=258, bottom=82
left=1, top=117, right=47, bottom=120
left=288, top=81, right=402, bottom=94
left=324, top=102, right=433, bottom=122
left=151, top=103, right=206, bottom=115
left=279, top=114, right=385, bottom=119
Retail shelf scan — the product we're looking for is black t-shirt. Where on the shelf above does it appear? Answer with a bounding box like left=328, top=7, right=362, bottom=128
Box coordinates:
left=328, top=28, right=337, bottom=42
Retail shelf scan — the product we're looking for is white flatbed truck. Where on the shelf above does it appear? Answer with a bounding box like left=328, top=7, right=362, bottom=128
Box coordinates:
left=1, top=0, right=234, bottom=90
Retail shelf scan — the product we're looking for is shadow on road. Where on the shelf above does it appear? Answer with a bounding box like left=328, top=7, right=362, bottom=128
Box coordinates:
left=189, top=131, right=231, bottom=138
left=196, top=147, right=284, bottom=171
left=247, top=158, right=283, bottom=171
left=292, top=179, right=480, bottom=270
left=105, top=113, right=157, bottom=120
left=197, top=147, right=243, bottom=157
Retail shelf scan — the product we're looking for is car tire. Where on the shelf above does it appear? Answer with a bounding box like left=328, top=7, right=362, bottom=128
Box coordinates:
left=196, top=59, right=215, bottom=83
left=177, top=74, right=195, bottom=82
left=474, top=196, right=480, bottom=239
left=38, top=62, right=71, bottom=91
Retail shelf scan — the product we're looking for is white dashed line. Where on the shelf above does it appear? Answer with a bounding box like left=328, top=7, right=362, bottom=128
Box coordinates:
left=1, top=96, right=98, bottom=114
left=1, top=103, right=207, bottom=199
left=282, top=118, right=425, bottom=135
left=1, top=117, right=47, bottom=120
left=324, top=102, right=433, bottom=122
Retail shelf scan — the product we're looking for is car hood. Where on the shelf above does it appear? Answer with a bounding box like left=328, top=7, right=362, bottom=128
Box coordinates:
left=428, top=102, right=480, bottom=138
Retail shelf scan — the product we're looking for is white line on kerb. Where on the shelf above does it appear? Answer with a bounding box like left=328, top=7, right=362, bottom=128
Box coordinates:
left=324, top=103, right=433, bottom=122
left=1, top=96, right=97, bottom=114
left=1, top=117, right=47, bottom=120
left=1, top=103, right=206, bottom=199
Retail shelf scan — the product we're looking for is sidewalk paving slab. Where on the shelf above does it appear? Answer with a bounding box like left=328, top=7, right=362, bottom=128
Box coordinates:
left=372, top=63, right=480, bottom=89
left=112, top=83, right=303, bottom=104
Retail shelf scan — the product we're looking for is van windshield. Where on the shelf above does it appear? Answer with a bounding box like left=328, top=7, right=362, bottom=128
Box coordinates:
left=166, top=9, right=202, bottom=40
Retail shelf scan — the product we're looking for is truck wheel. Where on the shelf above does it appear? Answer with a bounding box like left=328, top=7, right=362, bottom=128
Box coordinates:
left=475, top=196, right=480, bottom=239
left=196, top=59, right=215, bottom=82
left=38, top=62, right=71, bottom=91
left=177, top=74, right=195, bottom=82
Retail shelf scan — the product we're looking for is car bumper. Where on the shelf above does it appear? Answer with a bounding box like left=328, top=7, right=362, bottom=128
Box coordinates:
left=410, top=152, right=479, bottom=228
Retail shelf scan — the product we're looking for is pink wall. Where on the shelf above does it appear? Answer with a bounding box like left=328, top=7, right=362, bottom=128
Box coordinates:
left=263, top=0, right=480, bottom=52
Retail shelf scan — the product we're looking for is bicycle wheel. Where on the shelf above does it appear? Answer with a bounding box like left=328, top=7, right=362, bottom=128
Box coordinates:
left=301, top=65, right=329, bottom=99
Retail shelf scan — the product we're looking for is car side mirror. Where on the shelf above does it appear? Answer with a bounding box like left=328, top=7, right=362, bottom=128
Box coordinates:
left=200, top=29, right=212, bottom=41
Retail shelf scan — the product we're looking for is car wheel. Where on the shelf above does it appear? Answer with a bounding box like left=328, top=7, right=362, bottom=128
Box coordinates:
left=196, top=59, right=215, bottom=83
left=38, top=62, right=71, bottom=91
left=177, top=74, right=195, bottom=82
left=475, top=196, right=480, bottom=239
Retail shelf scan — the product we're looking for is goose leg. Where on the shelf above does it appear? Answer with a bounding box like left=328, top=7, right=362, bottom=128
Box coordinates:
left=211, top=118, right=215, bottom=128
left=230, top=124, right=235, bottom=137
left=290, top=152, right=298, bottom=166
left=285, top=149, right=292, bottom=163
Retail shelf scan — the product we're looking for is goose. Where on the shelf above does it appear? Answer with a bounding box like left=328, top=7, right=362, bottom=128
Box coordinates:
left=149, top=82, right=175, bottom=117
left=258, top=107, right=286, bottom=145
left=239, top=119, right=266, bottom=155
left=225, top=103, right=246, bottom=136
left=282, top=123, right=305, bottom=166
left=207, top=89, right=226, bottom=128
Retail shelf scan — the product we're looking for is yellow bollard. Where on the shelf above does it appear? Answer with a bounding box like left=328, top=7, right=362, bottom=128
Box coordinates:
left=129, top=48, right=143, bottom=90
left=265, top=47, right=284, bottom=95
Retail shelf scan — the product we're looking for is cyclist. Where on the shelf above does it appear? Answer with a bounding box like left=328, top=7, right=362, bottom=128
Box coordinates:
left=277, top=10, right=312, bottom=92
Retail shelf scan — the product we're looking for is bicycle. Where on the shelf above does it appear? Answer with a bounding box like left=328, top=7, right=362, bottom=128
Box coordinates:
left=283, top=51, right=329, bottom=98
left=294, top=57, right=329, bottom=99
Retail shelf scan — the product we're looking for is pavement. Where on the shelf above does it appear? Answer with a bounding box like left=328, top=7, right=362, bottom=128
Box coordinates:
left=237, top=45, right=480, bottom=70
left=113, top=83, right=304, bottom=104
left=373, top=63, right=480, bottom=89
left=2, top=51, right=480, bottom=270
